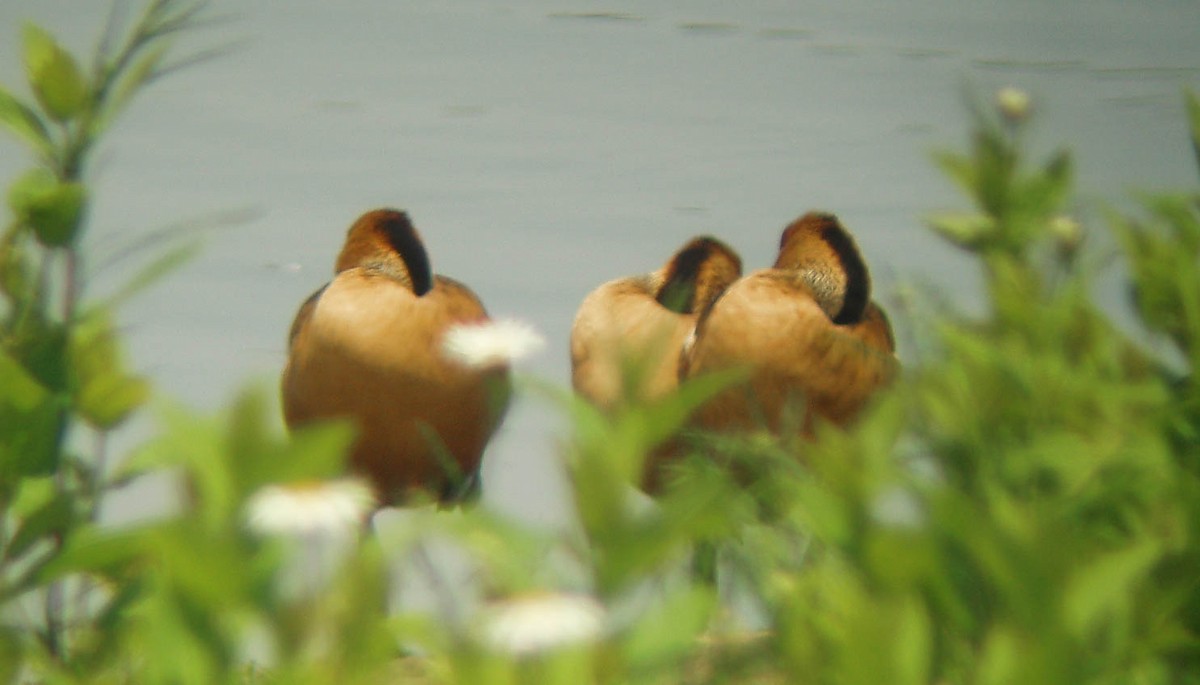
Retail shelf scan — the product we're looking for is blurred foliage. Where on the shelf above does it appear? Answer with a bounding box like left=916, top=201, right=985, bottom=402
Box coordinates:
left=3, top=2, right=1200, bottom=683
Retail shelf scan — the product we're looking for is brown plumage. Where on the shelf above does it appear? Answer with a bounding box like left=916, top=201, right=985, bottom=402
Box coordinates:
left=681, top=212, right=897, bottom=435
left=571, top=236, right=743, bottom=409
left=570, top=236, right=742, bottom=488
left=282, top=209, right=509, bottom=505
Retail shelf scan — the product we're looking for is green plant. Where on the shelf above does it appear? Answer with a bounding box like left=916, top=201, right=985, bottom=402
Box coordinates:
left=708, top=89, right=1200, bottom=684
left=0, top=0, right=213, bottom=673
left=4, top=2, right=1200, bottom=681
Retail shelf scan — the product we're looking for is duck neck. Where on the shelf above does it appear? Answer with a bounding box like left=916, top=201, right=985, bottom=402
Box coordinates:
left=776, top=214, right=869, bottom=324
left=336, top=211, right=433, bottom=295
left=656, top=239, right=740, bottom=314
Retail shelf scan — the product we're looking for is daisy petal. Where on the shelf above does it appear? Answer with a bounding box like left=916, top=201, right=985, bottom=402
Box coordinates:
left=442, top=319, right=545, bottom=369
left=245, top=478, right=376, bottom=537
left=481, top=592, right=607, bottom=656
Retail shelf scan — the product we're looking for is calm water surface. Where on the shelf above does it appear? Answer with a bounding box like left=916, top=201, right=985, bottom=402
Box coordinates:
left=1, top=0, right=1198, bottom=526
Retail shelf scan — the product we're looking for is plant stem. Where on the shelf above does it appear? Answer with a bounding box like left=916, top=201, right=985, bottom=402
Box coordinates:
left=70, top=430, right=110, bottom=622
left=412, top=539, right=462, bottom=628
left=39, top=238, right=83, bottom=665
left=63, top=249, right=79, bottom=323
left=90, top=430, right=109, bottom=523
left=43, top=565, right=65, bottom=660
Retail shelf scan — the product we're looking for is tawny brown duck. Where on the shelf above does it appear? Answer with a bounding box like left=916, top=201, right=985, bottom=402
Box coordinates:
left=282, top=209, right=509, bottom=504
left=681, top=212, right=897, bottom=435
left=570, top=236, right=742, bottom=411
left=570, top=236, right=742, bottom=489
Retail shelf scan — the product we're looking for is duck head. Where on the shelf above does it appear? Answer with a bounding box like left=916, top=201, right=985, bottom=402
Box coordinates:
left=774, top=212, right=869, bottom=325
left=335, top=209, right=433, bottom=296
left=655, top=236, right=743, bottom=314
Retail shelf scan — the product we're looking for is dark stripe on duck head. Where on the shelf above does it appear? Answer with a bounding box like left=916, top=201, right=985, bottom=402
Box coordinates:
left=338, top=209, right=433, bottom=296
left=377, top=211, right=433, bottom=296
left=813, top=214, right=870, bottom=325
left=656, top=237, right=737, bottom=314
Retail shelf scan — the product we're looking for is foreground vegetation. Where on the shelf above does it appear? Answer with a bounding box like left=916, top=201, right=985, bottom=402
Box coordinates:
left=2, top=2, right=1199, bottom=682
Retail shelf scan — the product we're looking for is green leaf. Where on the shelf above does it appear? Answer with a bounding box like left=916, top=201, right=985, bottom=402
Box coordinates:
left=2, top=476, right=58, bottom=559
left=7, top=167, right=54, bottom=212
left=226, top=389, right=354, bottom=494
left=7, top=167, right=86, bottom=247
left=1143, top=193, right=1200, bottom=254
left=70, top=310, right=150, bottom=429
left=0, top=346, right=47, bottom=411
left=972, top=127, right=1017, bottom=218
left=78, top=374, right=150, bottom=430
left=0, top=626, right=20, bottom=683
left=1014, top=150, right=1072, bottom=222
left=244, top=418, right=356, bottom=490
left=118, top=387, right=355, bottom=531
left=976, top=626, right=1021, bottom=685
left=926, top=211, right=994, bottom=250
left=607, top=366, right=746, bottom=487
left=92, top=43, right=168, bottom=137
left=892, top=597, right=932, bottom=685
left=0, top=349, right=63, bottom=483
left=117, top=402, right=232, bottom=525
left=6, top=313, right=71, bottom=394
left=0, top=400, right=62, bottom=483
left=1063, top=540, right=1161, bottom=638
left=4, top=489, right=75, bottom=562
left=146, top=524, right=259, bottom=611
left=657, top=456, right=752, bottom=542
left=38, top=523, right=146, bottom=582
left=632, top=366, right=747, bottom=455
left=933, top=150, right=978, bottom=199
left=622, top=585, right=716, bottom=668
left=9, top=475, right=56, bottom=518
left=22, top=23, right=88, bottom=122
left=0, top=84, right=51, bottom=152
left=132, top=589, right=227, bottom=685
left=1186, top=89, right=1200, bottom=179
left=0, top=221, right=36, bottom=302
left=103, top=240, right=200, bottom=309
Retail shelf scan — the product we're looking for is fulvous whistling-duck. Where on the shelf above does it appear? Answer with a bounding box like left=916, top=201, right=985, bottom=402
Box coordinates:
left=681, top=212, right=897, bottom=435
left=570, top=236, right=742, bottom=488
left=282, top=209, right=509, bottom=505
left=571, top=235, right=743, bottom=409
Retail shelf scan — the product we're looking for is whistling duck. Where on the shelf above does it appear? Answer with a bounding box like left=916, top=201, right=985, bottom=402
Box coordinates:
left=570, top=236, right=742, bottom=488
left=571, top=235, right=742, bottom=409
left=282, top=209, right=509, bottom=504
left=681, top=212, right=897, bottom=434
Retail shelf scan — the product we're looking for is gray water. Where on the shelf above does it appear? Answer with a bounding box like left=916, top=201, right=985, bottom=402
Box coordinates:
left=1, top=0, right=1198, bottom=527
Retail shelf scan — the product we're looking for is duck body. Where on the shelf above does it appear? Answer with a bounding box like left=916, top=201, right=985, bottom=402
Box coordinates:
left=682, top=212, right=897, bottom=435
left=570, top=237, right=741, bottom=489
left=282, top=209, right=508, bottom=504
left=571, top=275, right=697, bottom=410
left=570, top=236, right=742, bottom=411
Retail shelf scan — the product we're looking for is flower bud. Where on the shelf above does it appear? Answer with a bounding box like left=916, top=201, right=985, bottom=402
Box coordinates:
left=996, top=86, right=1031, bottom=123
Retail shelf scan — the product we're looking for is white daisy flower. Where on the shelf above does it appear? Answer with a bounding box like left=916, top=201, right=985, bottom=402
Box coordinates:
left=244, top=478, right=376, bottom=537
left=480, top=592, right=607, bottom=656
left=442, top=318, right=545, bottom=369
